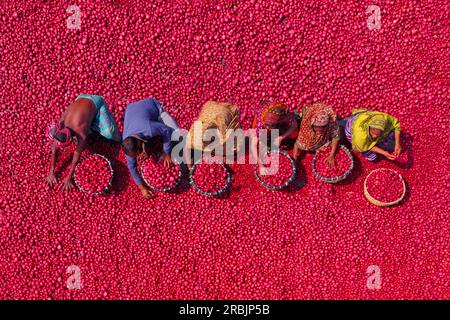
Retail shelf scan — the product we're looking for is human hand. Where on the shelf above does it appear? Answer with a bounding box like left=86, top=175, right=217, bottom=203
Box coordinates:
left=45, top=173, right=57, bottom=188
left=393, top=143, right=402, bottom=158
left=384, top=151, right=396, bottom=161
left=325, top=154, right=336, bottom=168
left=160, top=153, right=173, bottom=168
left=139, top=184, right=155, bottom=199
left=61, top=176, right=74, bottom=191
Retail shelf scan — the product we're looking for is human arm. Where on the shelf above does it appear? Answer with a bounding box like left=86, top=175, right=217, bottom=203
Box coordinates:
left=325, top=138, right=339, bottom=168
left=249, top=132, right=261, bottom=165
left=183, top=144, right=193, bottom=171
left=325, top=125, right=341, bottom=167
left=160, top=126, right=174, bottom=168
left=61, top=135, right=86, bottom=191
left=126, top=154, right=155, bottom=199
left=45, top=141, right=59, bottom=187
left=275, top=116, right=298, bottom=146
left=293, top=144, right=303, bottom=161
left=393, top=130, right=402, bottom=158
left=371, top=145, right=396, bottom=160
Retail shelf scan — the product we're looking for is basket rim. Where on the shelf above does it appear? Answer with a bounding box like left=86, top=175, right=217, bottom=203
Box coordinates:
left=189, top=160, right=233, bottom=197
left=139, top=157, right=182, bottom=192
left=254, top=149, right=297, bottom=191
left=312, top=144, right=354, bottom=183
left=74, top=153, right=114, bottom=196
left=363, top=167, right=406, bottom=206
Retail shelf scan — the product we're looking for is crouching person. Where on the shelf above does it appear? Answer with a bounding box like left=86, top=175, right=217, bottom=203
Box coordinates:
left=122, top=98, right=179, bottom=199
left=45, top=94, right=121, bottom=190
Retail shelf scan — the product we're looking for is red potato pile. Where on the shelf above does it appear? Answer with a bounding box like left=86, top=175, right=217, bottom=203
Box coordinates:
left=0, top=0, right=448, bottom=299
left=256, top=152, right=295, bottom=187
left=190, top=162, right=230, bottom=195
left=313, top=146, right=352, bottom=179
left=74, top=154, right=112, bottom=194
left=365, top=169, right=405, bottom=204
left=140, top=157, right=180, bottom=191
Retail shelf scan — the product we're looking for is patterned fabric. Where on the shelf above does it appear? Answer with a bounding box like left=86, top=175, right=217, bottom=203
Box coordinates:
left=77, top=94, right=121, bottom=143
left=187, top=101, right=241, bottom=151
left=260, top=101, right=290, bottom=126
left=348, top=109, right=400, bottom=152
left=344, top=114, right=356, bottom=142
left=252, top=100, right=296, bottom=136
left=45, top=121, right=72, bottom=149
left=345, top=115, right=395, bottom=161
left=295, top=104, right=340, bottom=151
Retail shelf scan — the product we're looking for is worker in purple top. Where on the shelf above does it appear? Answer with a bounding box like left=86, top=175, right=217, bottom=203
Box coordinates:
left=122, top=98, right=179, bottom=199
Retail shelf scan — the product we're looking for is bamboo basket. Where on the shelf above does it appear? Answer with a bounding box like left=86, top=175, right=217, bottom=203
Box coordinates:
left=364, top=168, right=406, bottom=206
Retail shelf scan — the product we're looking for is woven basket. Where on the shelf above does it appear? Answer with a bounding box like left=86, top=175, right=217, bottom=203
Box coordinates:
left=254, top=150, right=297, bottom=191
left=139, top=158, right=182, bottom=193
left=364, top=168, right=406, bottom=206
left=189, top=160, right=233, bottom=197
left=312, top=145, right=354, bottom=184
left=74, top=153, right=114, bottom=196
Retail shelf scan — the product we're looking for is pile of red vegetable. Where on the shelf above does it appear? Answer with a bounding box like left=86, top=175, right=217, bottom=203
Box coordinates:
left=0, top=0, right=447, bottom=300
left=74, top=154, right=113, bottom=195
left=255, top=151, right=296, bottom=189
left=140, top=157, right=181, bottom=191
left=313, top=146, right=353, bottom=180
left=365, top=168, right=405, bottom=205
left=190, top=162, right=231, bottom=196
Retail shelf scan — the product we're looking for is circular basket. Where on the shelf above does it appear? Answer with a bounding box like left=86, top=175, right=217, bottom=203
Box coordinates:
left=74, top=153, right=114, bottom=196
left=254, top=150, right=297, bottom=191
left=312, top=145, right=354, bottom=184
left=139, top=157, right=182, bottom=193
left=364, top=168, right=406, bottom=207
left=189, top=160, right=233, bottom=197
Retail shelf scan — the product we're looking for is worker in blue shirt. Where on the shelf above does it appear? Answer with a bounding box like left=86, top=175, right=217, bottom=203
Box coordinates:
left=122, top=98, right=179, bottom=199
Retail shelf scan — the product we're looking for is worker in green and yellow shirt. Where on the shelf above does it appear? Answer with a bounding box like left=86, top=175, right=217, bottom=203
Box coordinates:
left=343, top=109, right=401, bottom=161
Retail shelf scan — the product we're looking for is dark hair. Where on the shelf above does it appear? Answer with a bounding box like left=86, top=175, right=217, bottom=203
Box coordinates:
left=54, top=131, right=68, bottom=142
left=122, top=137, right=139, bottom=156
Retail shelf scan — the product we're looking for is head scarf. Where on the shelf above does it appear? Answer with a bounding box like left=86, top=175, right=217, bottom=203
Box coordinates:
left=312, top=112, right=330, bottom=127
left=295, top=104, right=338, bottom=151
left=355, top=110, right=387, bottom=140
left=260, top=101, right=291, bottom=128
left=188, top=101, right=241, bottom=152
left=367, top=114, right=386, bottom=131
left=351, top=109, right=386, bottom=131
left=349, top=109, right=400, bottom=152
left=45, top=121, right=72, bottom=149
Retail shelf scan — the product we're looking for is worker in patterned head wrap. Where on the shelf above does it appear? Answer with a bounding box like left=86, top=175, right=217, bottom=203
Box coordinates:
left=249, top=100, right=300, bottom=171
left=293, top=103, right=341, bottom=167
left=344, top=109, right=402, bottom=161
left=251, top=100, right=300, bottom=144
left=184, top=101, right=242, bottom=169
left=45, top=94, right=121, bottom=191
